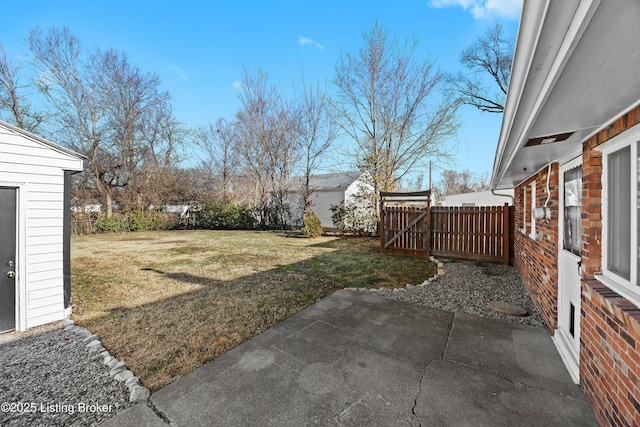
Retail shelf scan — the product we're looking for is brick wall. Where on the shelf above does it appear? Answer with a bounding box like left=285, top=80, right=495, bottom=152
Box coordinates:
left=581, top=280, right=640, bottom=426
left=579, top=106, right=640, bottom=427
left=514, top=163, right=560, bottom=333
left=513, top=106, right=640, bottom=425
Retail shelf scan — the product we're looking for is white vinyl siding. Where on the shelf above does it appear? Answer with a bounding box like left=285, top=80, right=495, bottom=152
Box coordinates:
left=0, top=124, right=82, bottom=329
left=315, top=190, right=349, bottom=228
left=284, top=172, right=374, bottom=229
left=443, top=190, right=514, bottom=207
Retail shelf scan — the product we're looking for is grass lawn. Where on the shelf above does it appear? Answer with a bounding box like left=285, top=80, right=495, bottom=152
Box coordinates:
left=71, top=230, right=437, bottom=391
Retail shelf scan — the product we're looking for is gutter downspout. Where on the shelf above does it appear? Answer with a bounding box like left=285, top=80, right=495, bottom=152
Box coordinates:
left=491, top=189, right=514, bottom=205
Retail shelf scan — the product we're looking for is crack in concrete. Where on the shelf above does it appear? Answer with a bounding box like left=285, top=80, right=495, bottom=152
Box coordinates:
left=441, top=313, right=456, bottom=359
left=409, top=313, right=453, bottom=427
left=147, top=400, right=172, bottom=425
left=411, top=361, right=433, bottom=427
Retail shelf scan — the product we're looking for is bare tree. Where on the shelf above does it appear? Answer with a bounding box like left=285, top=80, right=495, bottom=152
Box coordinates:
left=450, top=22, right=513, bottom=113
left=0, top=43, right=46, bottom=131
left=235, top=68, right=299, bottom=228
left=294, top=76, right=337, bottom=222
left=434, top=169, right=490, bottom=200
left=29, top=27, right=116, bottom=213
left=197, top=117, right=240, bottom=203
left=29, top=27, right=185, bottom=216
left=332, top=22, right=459, bottom=211
left=102, top=51, right=186, bottom=211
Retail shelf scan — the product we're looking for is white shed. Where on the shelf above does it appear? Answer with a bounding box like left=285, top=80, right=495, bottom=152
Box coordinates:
left=285, top=171, right=374, bottom=229
left=0, top=121, right=84, bottom=332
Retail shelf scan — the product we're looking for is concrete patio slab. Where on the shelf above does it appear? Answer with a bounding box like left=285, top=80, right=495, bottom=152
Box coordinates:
left=100, top=401, right=166, bottom=427
left=415, top=360, right=596, bottom=427
left=101, top=290, right=598, bottom=426
left=444, top=312, right=581, bottom=398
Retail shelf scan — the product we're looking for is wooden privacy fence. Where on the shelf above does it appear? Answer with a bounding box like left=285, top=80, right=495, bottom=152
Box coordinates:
left=430, top=204, right=513, bottom=264
left=380, top=199, right=514, bottom=264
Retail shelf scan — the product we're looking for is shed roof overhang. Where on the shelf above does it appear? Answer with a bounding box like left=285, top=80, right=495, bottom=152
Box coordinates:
left=0, top=120, right=86, bottom=171
left=491, top=0, right=640, bottom=189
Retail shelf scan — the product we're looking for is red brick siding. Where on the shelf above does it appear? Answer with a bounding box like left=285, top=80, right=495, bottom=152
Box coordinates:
left=514, top=164, right=560, bottom=333
left=581, top=146, right=603, bottom=279
left=579, top=106, right=640, bottom=427
left=514, top=106, right=640, bottom=426
left=582, top=280, right=640, bottom=426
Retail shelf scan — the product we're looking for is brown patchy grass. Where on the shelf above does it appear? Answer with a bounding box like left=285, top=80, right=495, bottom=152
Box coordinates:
left=71, top=230, right=436, bottom=391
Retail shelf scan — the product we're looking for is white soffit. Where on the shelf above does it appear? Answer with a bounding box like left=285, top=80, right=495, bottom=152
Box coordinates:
left=492, top=0, right=640, bottom=189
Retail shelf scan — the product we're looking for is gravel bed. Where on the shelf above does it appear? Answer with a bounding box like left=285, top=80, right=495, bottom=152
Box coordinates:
left=0, top=323, right=133, bottom=426
left=358, top=259, right=547, bottom=328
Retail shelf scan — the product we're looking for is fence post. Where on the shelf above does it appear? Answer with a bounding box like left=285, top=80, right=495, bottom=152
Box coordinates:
left=502, top=203, right=510, bottom=265
left=379, top=195, right=385, bottom=254
left=425, top=205, right=431, bottom=258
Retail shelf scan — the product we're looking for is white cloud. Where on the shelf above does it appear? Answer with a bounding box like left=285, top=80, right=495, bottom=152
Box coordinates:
left=298, top=36, right=324, bottom=50
left=168, top=64, right=188, bottom=80
left=232, top=80, right=242, bottom=90
left=429, top=0, right=521, bottom=20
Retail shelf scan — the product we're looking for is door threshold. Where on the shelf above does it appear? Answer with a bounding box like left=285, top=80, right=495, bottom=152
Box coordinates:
left=553, top=329, right=580, bottom=384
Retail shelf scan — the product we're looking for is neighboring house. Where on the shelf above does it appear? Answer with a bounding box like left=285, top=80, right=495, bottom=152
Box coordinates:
left=0, top=121, right=84, bottom=332
left=491, top=1, right=640, bottom=425
left=161, top=204, right=191, bottom=217
left=147, top=204, right=191, bottom=217
left=285, top=171, right=374, bottom=229
left=441, top=190, right=514, bottom=207
left=71, top=203, right=102, bottom=213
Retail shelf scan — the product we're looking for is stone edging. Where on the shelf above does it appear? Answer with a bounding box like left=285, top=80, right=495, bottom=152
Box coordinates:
left=61, top=319, right=150, bottom=403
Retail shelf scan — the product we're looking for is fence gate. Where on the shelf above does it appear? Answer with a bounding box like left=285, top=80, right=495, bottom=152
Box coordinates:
left=379, top=191, right=432, bottom=259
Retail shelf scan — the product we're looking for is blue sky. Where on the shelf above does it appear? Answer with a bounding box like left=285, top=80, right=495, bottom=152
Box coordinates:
left=0, top=0, right=521, bottom=187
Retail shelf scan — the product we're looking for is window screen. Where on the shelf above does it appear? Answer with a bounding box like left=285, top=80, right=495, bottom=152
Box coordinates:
left=608, top=146, right=631, bottom=279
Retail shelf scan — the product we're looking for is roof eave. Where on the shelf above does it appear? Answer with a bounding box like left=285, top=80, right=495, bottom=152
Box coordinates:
left=491, top=0, right=551, bottom=189
left=0, top=119, right=87, bottom=163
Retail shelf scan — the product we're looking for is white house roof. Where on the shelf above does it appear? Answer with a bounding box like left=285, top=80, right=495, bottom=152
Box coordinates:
left=0, top=120, right=86, bottom=164
left=492, top=0, right=640, bottom=189
left=286, top=171, right=363, bottom=192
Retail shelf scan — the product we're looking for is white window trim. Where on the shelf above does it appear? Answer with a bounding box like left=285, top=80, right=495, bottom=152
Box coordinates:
left=529, top=181, right=537, bottom=240
left=597, top=125, right=640, bottom=308
left=522, top=186, right=527, bottom=234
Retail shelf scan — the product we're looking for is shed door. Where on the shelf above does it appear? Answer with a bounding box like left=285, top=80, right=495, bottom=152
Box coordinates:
left=0, top=187, right=17, bottom=333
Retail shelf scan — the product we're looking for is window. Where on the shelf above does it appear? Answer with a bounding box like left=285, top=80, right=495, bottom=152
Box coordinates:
left=521, top=181, right=538, bottom=237
left=522, top=186, right=527, bottom=234
left=530, top=181, right=536, bottom=239
left=607, top=146, right=631, bottom=279
left=599, top=131, right=640, bottom=306
left=563, top=166, right=582, bottom=256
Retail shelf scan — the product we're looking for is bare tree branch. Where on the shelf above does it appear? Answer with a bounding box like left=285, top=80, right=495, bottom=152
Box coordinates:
left=235, top=68, right=300, bottom=228
left=0, top=43, right=47, bottom=131
left=333, top=22, right=460, bottom=211
left=450, top=22, right=514, bottom=113
left=29, top=27, right=185, bottom=215
left=293, top=74, right=337, bottom=222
